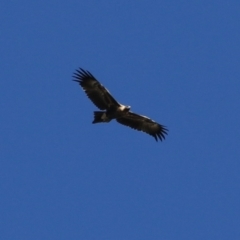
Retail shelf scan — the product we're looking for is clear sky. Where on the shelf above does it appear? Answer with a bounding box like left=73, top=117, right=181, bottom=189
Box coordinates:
left=1, top=1, right=240, bottom=239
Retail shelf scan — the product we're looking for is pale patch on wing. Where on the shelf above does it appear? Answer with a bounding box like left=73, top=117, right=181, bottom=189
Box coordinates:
left=73, top=68, right=168, bottom=142
left=73, top=68, right=120, bottom=110
left=116, top=111, right=168, bottom=141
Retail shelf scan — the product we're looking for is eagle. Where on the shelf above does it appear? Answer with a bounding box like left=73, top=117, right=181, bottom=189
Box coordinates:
left=73, top=68, right=168, bottom=141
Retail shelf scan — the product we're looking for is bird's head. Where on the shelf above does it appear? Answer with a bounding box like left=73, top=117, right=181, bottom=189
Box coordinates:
left=119, top=104, right=131, bottom=112
left=124, top=106, right=131, bottom=112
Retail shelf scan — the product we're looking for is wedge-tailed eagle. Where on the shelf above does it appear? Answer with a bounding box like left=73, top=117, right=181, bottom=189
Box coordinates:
left=73, top=68, right=168, bottom=141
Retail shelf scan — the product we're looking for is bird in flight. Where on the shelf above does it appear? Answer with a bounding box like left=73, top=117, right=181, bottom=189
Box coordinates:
left=73, top=68, right=168, bottom=141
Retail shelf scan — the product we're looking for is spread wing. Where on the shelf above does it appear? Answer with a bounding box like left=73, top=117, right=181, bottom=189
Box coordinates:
left=73, top=68, right=120, bottom=110
left=116, top=112, right=168, bottom=141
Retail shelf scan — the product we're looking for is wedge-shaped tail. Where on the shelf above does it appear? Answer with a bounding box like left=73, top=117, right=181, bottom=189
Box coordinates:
left=74, top=68, right=168, bottom=141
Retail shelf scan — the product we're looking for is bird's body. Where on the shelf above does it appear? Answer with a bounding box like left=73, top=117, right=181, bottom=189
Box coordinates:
left=73, top=68, right=168, bottom=141
left=93, top=103, right=131, bottom=122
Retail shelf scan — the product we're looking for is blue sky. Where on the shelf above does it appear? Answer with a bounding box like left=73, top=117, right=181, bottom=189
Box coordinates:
left=1, top=1, right=240, bottom=239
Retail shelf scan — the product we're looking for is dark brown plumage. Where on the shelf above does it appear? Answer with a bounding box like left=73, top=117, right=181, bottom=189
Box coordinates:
left=73, top=68, right=168, bottom=141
